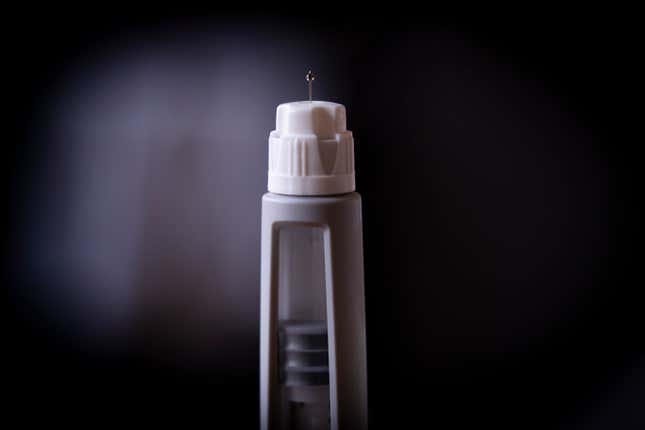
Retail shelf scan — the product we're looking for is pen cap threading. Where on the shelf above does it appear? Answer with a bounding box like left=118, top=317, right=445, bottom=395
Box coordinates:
left=268, top=101, right=355, bottom=196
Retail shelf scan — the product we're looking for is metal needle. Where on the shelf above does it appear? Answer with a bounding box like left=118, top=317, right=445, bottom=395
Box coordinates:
left=305, top=70, right=316, bottom=102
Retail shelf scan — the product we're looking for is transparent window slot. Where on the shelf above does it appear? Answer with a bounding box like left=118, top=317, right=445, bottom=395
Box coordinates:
left=277, top=225, right=330, bottom=430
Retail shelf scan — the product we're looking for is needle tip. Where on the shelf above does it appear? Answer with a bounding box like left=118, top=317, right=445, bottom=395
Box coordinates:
left=305, top=70, right=316, bottom=102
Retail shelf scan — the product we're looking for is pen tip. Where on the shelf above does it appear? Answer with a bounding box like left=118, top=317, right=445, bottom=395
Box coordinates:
left=305, top=70, right=316, bottom=102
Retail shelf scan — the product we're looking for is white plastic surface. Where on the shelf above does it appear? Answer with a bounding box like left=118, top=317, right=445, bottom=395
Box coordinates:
left=268, top=101, right=355, bottom=196
left=260, top=193, right=368, bottom=430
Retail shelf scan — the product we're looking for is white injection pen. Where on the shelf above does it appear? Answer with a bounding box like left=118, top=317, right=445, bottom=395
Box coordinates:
left=260, top=71, right=368, bottom=430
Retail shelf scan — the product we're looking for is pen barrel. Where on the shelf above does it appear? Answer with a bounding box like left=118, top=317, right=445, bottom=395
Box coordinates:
left=260, top=192, right=368, bottom=430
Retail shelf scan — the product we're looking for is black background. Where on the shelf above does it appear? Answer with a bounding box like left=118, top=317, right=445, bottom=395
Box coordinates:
left=5, top=6, right=639, bottom=429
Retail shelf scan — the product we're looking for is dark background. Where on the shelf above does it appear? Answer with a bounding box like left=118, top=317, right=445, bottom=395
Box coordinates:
left=5, top=7, right=640, bottom=429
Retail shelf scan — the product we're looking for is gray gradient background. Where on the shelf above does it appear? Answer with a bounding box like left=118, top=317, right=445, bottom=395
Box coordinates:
left=5, top=11, right=639, bottom=429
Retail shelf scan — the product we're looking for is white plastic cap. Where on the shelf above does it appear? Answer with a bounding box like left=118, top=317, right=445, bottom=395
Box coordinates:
left=268, top=101, right=355, bottom=196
